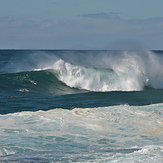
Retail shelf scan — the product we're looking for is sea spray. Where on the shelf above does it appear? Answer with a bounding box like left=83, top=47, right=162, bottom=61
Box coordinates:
left=52, top=59, right=120, bottom=91
left=49, top=50, right=163, bottom=91
left=3, top=49, right=163, bottom=91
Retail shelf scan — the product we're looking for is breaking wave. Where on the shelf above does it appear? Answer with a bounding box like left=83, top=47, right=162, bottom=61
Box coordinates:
left=2, top=49, right=163, bottom=93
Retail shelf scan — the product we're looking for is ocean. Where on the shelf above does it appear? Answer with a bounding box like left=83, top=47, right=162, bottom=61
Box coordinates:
left=0, top=49, right=163, bottom=162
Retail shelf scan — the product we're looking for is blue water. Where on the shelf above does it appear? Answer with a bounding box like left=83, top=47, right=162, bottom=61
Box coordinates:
left=0, top=50, right=163, bottom=162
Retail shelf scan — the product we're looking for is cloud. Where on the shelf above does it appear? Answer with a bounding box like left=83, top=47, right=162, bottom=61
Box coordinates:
left=79, top=12, right=120, bottom=20
left=0, top=16, right=163, bottom=49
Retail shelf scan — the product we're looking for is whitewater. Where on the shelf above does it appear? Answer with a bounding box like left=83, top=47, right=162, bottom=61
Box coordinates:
left=0, top=49, right=163, bottom=162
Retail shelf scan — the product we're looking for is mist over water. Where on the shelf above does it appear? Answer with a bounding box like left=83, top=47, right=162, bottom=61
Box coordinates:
left=107, top=39, right=147, bottom=51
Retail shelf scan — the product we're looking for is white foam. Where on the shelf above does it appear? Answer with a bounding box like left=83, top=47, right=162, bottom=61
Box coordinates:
left=0, top=148, right=15, bottom=157
left=17, top=88, right=29, bottom=92
left=1, top=103, right=162, bottom=137
left=49, top=50, right=163, bottom=91
left=0, top=104, right=162, bottom=159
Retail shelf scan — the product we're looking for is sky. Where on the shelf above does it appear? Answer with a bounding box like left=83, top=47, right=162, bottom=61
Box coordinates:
left=0, top=0, right=163, bottom=50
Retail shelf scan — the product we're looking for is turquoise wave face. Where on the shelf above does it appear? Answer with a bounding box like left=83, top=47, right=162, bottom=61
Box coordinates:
left=0, top=70, right=85, bottom=97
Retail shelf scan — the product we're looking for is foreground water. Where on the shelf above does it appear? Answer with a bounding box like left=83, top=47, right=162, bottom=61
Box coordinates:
left=0, top=50, right=163, bottom=162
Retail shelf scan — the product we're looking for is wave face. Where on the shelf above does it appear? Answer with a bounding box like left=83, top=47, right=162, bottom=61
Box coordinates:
left=2, top=49, right=163, bottom=94
left=0, top=70, right=84, bottom=97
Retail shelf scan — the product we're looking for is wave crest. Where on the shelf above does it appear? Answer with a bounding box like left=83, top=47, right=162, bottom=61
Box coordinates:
left=51, top=50, right=163, bottom=91
left=3, top=50, right=163, bottom=92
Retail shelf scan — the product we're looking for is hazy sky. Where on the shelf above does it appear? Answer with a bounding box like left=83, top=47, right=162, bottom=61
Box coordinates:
left=0, top=0, right=163, bottom=49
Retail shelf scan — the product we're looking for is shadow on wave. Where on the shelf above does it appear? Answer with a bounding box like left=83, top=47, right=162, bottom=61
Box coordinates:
left=0, top=70, right=86, bottom=97
left=1, top=87, right=163, bottom=114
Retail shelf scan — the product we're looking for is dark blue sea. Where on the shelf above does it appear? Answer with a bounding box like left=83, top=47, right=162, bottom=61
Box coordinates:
left=0, top=50, right=163, bottom=162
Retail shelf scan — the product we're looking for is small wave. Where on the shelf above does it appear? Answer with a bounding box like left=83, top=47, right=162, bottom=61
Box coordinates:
left=17, top=88, right=29, bottom=92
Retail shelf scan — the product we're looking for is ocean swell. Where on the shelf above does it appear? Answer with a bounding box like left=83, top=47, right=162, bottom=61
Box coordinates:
left=2, top=50, right=163, bottom=92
